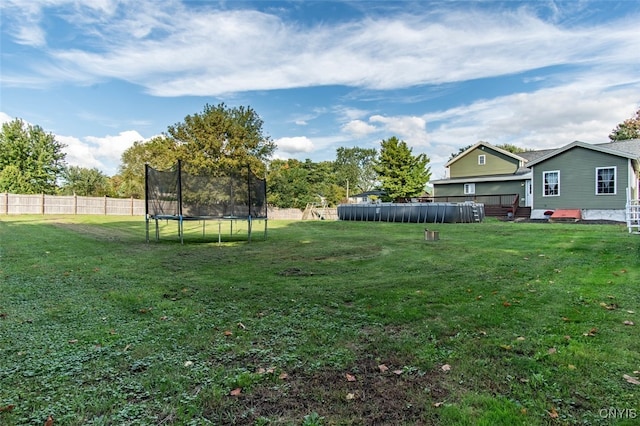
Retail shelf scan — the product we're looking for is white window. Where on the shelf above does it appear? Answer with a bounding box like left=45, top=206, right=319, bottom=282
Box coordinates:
left=478, top=155, right=486, bottom=165
left=543, top=171, right=560, bottom=196
left=596, top=167, right=616, bottom=195
left=464, top=183, right=476, bottom=195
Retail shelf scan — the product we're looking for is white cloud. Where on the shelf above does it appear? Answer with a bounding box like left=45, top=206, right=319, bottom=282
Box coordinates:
left=275, top=136, right=314, bottom=154
left=370, top=115, right=428, bottom=145
left=3, top=2, right=638, bottom=97
left=0, top=112, right=13, bottom=124
left=59, top=130, right=145, bottom=176
left=341, top=120, right=378, bottom=137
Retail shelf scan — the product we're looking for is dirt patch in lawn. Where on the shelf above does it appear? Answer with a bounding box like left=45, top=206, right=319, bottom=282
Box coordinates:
left=205, top=358, right=450, bottom=425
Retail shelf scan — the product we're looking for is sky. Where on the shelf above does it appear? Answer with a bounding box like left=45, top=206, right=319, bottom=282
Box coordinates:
left=1, top=0, right=639, bottom=179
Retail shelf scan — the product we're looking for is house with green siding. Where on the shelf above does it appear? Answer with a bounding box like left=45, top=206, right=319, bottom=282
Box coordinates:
left=526, top=140, right=640, bottom=221
left=432, top=140, right=640, bottom=221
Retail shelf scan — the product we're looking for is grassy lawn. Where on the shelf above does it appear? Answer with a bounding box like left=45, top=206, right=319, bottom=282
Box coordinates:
left=0, top=215, right=639, bottom=425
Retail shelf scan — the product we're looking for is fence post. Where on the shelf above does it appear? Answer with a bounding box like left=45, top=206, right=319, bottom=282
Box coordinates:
left=4, top=193, right=7, bottom=215
left=41, top=193, right=45, bottom=215
left=104, top=196, right=107, bottom=215
left=130, top=196, right=134, bottom=216
left=74, top=194, right=78, bottom=215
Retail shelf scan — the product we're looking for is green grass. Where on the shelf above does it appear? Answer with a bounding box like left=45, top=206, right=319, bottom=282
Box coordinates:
left=1, top=215, right=639, bottom=425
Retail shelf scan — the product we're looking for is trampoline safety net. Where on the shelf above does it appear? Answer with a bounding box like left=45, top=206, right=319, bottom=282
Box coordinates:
left=145, top=161, right=267, bottom=243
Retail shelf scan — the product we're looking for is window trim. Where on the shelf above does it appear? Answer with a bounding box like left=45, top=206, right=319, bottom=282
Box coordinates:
left=543, top=170, right=560, bottom=197
left=595, top=166, right=616, bottom=195
left=464, top=183, right=476, bottom=195
left=478, top=154, right=486, bottom=165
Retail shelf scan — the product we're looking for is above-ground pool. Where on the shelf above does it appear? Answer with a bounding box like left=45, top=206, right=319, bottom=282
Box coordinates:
left=337, top=202, right=484, bottom=223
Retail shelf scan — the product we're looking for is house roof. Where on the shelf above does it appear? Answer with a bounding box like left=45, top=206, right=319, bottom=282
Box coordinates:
left=595, top=139, right=640, bottom=157
left=526, top=140, right=640, bottom=168
left=445, top=141, right=527, bottom=167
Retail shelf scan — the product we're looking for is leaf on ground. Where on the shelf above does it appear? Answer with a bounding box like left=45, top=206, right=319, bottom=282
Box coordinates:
left=378, top=364, right=389, bottom=373
left=0, top=404, right=15, bottom=412
left=600, top=302, right=617, bottom=310
left=548, top=348, right=557, bottom=354
left=237, top=322, right=246, bottom=329
left=623, top=374, right=640, bottom=385
left=500, top=344, right=512, bottom=350
left=44, top=416, right=54, bottom=426
left=230, top=388, right=242, bottom=396
left=433, top=402, right=445, bottom=407
left=184, top=361, right=193, bottom=367
left=568, top=364, right=576, bottom=370
left=503, top=301, right=511, bottom=307
left=346, top=373, right=357, bottom=382
left=548, top=407, right=559, bottom=419
left=346, top=393, right=356, bottom=400
left=279, top=372, right=288, bottom=380
left=393, top=369, right=403, bottom=375
left=583, top=328, right=598, bottom=337
left=441, top=364, right=451, bottom=372
left=623, top=320, right=635, bottom=326
left=516, top=336, right=526, bottom=341
left=627, top=310, right=635, bottom=314
left=223, top=330, right=233, bottom=336
left=68, top=339, right=78, bottom=344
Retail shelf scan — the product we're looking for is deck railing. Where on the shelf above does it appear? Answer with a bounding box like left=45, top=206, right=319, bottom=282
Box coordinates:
left=427, top=193, right=519, bottom=208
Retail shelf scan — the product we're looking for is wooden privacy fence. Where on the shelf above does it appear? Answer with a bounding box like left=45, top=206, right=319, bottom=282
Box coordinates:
left=0, top=193, right=326, bottom=220
left=1, top=193, right=145, bottom=216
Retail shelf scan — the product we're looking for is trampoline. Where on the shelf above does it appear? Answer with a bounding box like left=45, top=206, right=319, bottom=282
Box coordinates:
left=145, top=160, right=267, bottom=243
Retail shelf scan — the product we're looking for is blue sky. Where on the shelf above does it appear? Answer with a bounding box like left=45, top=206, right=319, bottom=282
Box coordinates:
left=1, top=0, right=639, bottom=178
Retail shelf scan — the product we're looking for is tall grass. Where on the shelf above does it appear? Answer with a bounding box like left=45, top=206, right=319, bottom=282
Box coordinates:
left=0, top=216, right=638, bottom=425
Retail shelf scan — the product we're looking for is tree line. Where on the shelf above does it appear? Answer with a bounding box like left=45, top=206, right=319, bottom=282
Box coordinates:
left=2, top=105, right=639, bottom=208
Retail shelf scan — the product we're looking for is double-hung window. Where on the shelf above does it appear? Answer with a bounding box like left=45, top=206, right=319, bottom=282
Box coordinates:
left=464, top=183, right=476, bottom=195
left=478, top=155, right=486, bottom=165
left=543, top=171, right=560, bottom=196
left=596, top=167, right=616, bottom=195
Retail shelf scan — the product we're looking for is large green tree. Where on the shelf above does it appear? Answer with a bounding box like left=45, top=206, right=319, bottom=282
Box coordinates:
left=59, top=166, right=111, bottom=197
left=333, top=147, right=378, bottom=195
left=609, top=108, right=640, bottom=141
left=373, top=136, right=431, bottom=202
left=266, top=159, right=313, bottom=209
left=167, top=103, right=274, bottom=175
left=0, top=118, right=66, bottom=194
left=266, top=159, right=343, bottom=209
